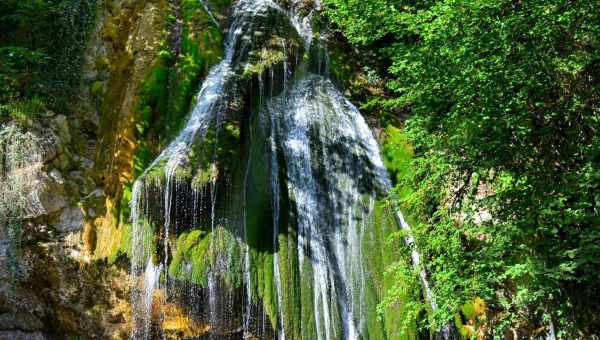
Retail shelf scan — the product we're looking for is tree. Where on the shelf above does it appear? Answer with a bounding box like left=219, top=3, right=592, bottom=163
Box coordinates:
left=324, top=0, right=600, bottom=336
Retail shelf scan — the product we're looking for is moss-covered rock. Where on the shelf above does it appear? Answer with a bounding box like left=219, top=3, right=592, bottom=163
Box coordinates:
left=88, top=0, right=224, bottom=261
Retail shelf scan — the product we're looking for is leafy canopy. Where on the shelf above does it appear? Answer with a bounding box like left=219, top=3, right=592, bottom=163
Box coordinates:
left=325, top=0, right=600, bottom=336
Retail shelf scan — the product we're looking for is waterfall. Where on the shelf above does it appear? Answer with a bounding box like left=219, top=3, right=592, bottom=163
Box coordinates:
left=129, top=0, right=450, bottom=338
left=266, top=75, right=392, bottom=339
left=130, top=0, right=284, bottom=338
left=270, top=87, right=285, bottom=340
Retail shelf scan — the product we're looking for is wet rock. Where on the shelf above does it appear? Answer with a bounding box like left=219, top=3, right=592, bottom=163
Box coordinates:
left=54, top=207, right=85, bottom=233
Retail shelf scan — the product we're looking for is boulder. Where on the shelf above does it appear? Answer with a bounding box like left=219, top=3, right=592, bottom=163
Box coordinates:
left=54, top=207, right=85, bottom=234
left=25, top=173, right=67, bottom=219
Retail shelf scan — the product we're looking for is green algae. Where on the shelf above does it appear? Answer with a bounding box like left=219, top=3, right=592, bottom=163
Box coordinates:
left=169, top=229, right=212, bottom=286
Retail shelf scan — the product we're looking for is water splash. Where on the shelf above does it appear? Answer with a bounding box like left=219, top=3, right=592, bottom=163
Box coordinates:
left=143, top=259, right=162, bottom=337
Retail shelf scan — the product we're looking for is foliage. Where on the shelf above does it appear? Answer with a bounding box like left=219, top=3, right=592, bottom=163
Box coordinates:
left=133, top=0, right=222, bottom=179
left=0, top=0, right=95, bottom=109
left=0, top=46, right=46, bottom=102
left=325, top=0, right=600, bottom=337
left=0, top=96, right=46, bottom=125
left=0, top=124, right=43, bottom=291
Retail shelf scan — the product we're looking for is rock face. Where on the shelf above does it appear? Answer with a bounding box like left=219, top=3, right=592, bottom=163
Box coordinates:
left=0, top=0, right=236, bottom=338
left=0, top=239, right=131, bottom=339
left=0, top=119, right=131, bottom=338
left=1, top=0, right=385, bottom=338
left=55, top=207, right=85, bottom=233
left=25, top=172, right=67, bottom=219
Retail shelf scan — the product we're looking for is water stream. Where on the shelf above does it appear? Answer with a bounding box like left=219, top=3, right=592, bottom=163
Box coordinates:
left=129, top=0, right=449, bottom=339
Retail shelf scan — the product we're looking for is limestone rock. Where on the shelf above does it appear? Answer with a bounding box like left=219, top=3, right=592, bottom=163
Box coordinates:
left=38, top=131, right=60, bottom=164
left=25, top=173, right=67, bottom=219
left=54, top=207, right=85, bottom=233
left=50, top=114, right=71, bottom=145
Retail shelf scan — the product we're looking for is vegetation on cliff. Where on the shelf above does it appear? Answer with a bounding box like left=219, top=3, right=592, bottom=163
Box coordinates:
left=0, top=0, right=95, bottom=115
left=101, top=0, right=224, bottom=262
left=325, top=0, right=600, bottom=337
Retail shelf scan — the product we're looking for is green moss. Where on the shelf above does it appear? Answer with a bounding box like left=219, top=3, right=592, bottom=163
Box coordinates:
left=367, top=200, right=411, bottom=338
left=132, top=0, right=223, bottom=180
left=89, top=81, right=105, bottom=97
left=260, top=253, right=278, bottom=329
left=272, top=197, right=302, bottom=339
left=108, top=183, right=134, bottom=262
left=381, top=126, right=414, bottom=185
left=189, top=119, right=240, bottom=190
left=119, top=222, right=132, bottom=257
left=368, top=126, right=424, bottom=337
left=169, top=226, right=246, bottom=289
left=170, top=229, right=212, bottom=286
left=246, top=250, right=279, bottom=331
left=242, top=48, right=286, bottom=79
left=299, top=260, right=317, bottom=339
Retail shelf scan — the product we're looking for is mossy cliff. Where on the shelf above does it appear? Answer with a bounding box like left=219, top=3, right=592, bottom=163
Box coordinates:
left=121, top=1, right=414, bottom=337
left=1, top=0, right=416, bottom=338
left=0, top=0, right=232, bottom=338
left=85, top=0, right=228, bottom=263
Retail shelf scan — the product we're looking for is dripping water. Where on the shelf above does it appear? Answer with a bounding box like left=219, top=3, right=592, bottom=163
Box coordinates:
left=130, top=0, right=284, bottom=337
left=128, top=0, right=453, bottom=338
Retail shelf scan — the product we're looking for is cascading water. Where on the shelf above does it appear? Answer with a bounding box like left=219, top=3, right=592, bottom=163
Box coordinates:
left=130, top=0, right=282, bottom=337
left=129, top=0, right=451, bottom=339
left=266, top=75, right=392, bottom=340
